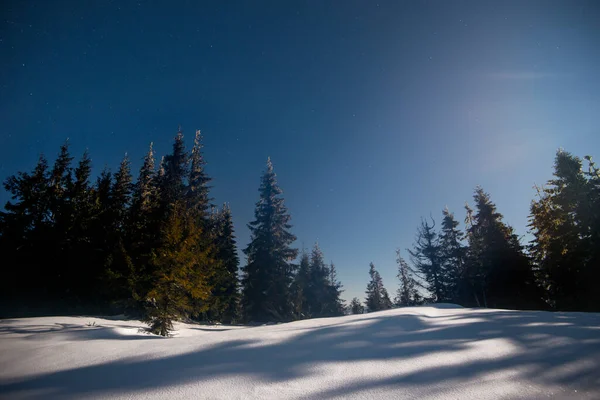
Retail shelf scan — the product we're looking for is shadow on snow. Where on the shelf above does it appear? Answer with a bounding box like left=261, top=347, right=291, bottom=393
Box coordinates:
left=1, top=309, right=600, bottom=398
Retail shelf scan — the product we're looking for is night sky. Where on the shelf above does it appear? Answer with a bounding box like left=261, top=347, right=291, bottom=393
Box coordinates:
left=1, top=0, right=599, bottom=302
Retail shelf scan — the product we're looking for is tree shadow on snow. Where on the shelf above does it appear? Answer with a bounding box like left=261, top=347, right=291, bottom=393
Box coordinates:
left=0, top=322, right=161, bottom=341
left=1, top=309, right=600, bottom=398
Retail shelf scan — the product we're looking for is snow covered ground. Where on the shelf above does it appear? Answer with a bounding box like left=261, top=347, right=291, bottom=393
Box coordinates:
left=1, top=305, right=600, bottom=399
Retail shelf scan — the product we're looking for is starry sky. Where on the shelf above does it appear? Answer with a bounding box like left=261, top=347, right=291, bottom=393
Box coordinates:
left=1, top=0, right=599, bottom=302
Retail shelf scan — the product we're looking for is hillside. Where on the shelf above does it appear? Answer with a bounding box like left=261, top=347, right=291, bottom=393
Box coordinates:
left=1, top=305, right=599, bottom=399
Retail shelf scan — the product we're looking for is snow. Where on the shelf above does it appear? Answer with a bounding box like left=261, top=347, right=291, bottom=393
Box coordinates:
left=1, top=305, right=600, bottom=399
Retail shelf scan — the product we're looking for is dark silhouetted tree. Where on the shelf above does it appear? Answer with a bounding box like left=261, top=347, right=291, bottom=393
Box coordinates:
left=395, top=251, right=421, bottom=306
left=241, top=158, right=298, bottom=322
left=466, top=187, right=542, bottom=309
left=529, top=150, right=600, bottom=311
left=439, top=207, right=467, bottom=303
left=408, top=217, right=443, bottom=302
left=365, top=262, right=391, bottom=312
left=350, top=297, right=364, bottom=314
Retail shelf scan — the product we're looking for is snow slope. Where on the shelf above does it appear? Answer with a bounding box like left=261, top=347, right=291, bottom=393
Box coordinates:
left=1, top=305, right=600, bottom=399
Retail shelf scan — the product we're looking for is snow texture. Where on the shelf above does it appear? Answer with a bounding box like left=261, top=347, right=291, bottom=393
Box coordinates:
left=1, top=305, right=600, bottom=399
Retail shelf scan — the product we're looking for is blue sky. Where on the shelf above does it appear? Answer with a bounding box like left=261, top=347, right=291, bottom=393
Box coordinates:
left=1, top=1, right=599, bottom=302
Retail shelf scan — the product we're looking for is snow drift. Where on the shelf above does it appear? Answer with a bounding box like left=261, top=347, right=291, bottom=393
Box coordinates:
left=1, top=305, right=600, bottom=399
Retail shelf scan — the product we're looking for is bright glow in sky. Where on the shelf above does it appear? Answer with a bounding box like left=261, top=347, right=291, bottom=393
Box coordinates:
left=1, top=1, right=599, bottom=302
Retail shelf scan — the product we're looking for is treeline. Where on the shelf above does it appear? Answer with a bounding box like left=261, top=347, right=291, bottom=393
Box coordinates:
left=0, top=128, right=344, bottom=335
left=2, top=135, right=598, bottom=332
left=348, top=150, right=600, bottom=314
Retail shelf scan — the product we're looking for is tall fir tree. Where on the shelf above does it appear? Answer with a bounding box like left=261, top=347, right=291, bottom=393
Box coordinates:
left=104, top=154, right=134, bottom=305
left=306, top=243, right=331, bottom=317
left=48, top=141, right=74, bottom=297
left=144, top=202, right=213, bottom=336
left=408, top=217, right=443, bottom=302
left=204, top=204, right=240, bottom=323
left=439, top=207, right=467, bottom=303
left=158, top=129, right=188, bottom=214
left=466, top=186, right=541, bottom=309
left=291, top=250, right=311, bottom=319
left=187, top=130, right=212, bottom=220
left=127, top=143, right=159, bottom=313
left=64, top=151, right=98, bottom=302
left=325, top=262, right=345, bottom=316
left=529, top=150, right=600, bottom=310
left=241, top=158, right=298, bottom=322
left=1, top=154, right=52, bottom=304
left=395, top=251, right=421, bottom=306
left=144, top=130, right=216, bottom=334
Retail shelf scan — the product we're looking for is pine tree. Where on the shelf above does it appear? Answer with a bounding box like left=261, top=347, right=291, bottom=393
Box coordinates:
left=381, top=287, right=393, bottom=309
left=439, top=207, right=466, bottom=303
left=365, top=262, right=391, bottom=312
left=131, top=143, right=156, bottom=216
left=205, top=204, right=240, bottom=323
left=47, top=142, right=75, bottom=299
left=127, top=143, right=159, bottom=312
left=408, top=217, right=443, bottom=302
left=187, top=130, right=212, bottom=219
left=144, top=202, right=212, bottom=336
left=325, top=262, right=345, bottom=316
left=350, top=297, right=364, bottom=314
left=306, top=243, right=331, bottom=317
left=49, top=141, right=74, bottom=220
left=144, top=130, right=216, bottom=334
left=71, top=151, right=93, bottom=220
left=111, top=155, right=133, bottom=231
left=529, top=150, right=600, bottom=310
left=395, top=251, right=421, bottom=306
left=103, top=154, right=134, bottom=305
left=158, top=129, right=188, bottom=214
left=64, top=151, right=98, bottom=302
left=241, top=158, right=298, bottom=322
left=466, top=186, right=541, bottom=309
left=1, top=154, right=51, bottom=302
left=291, top=250, right=311, bottom=318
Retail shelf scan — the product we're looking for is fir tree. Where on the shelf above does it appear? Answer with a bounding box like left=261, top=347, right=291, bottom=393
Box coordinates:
left=144, top=202, right=212, bottom=336
left=127, top=143, right=159, bottom=312
left=349, top=297, right=364, bottom=314
left=241, top=158, right=298, bottom=322
left=145, top=130, right=219, bottom=332
left=381, top=287, right=393, bottom=309
left=529, top=150, right=600, bottom=310
left=48, top=142, right=75, bottom=298
left=306, top=243, right=331, bottom=317
left=187, top=130, right=212, bottom=219
left=128, top=143, right=160, bottom=294
left=365, top=262, right=391, bottom=312
left=131, top=143, right=156, bottom=216
left=291, top=250, right=311, bottom=318
left=158, top=129, right=188, bottom=214
left=204, top=204, right=240, bottom=323
left=439, top=207, right=466, bottom=303
left=408, top=217, right=443, bottom=302
left=1, top=154, right=51, bottom=301
left=466, top=186, right=541, bottom=309
left=395, top=251, right=421, bottom=306
left=325, top=262, right=345, bottom=316
left=111, top=154, right=133, bottom=231
left=48, top=140, right=74, bottom=219
left=102, top=155, right=134, bottom=304
left=64, top=151, right=98, bottom=301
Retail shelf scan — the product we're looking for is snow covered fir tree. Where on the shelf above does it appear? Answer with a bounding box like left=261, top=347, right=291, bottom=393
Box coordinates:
left=1, top=129, right=600, bottom=335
